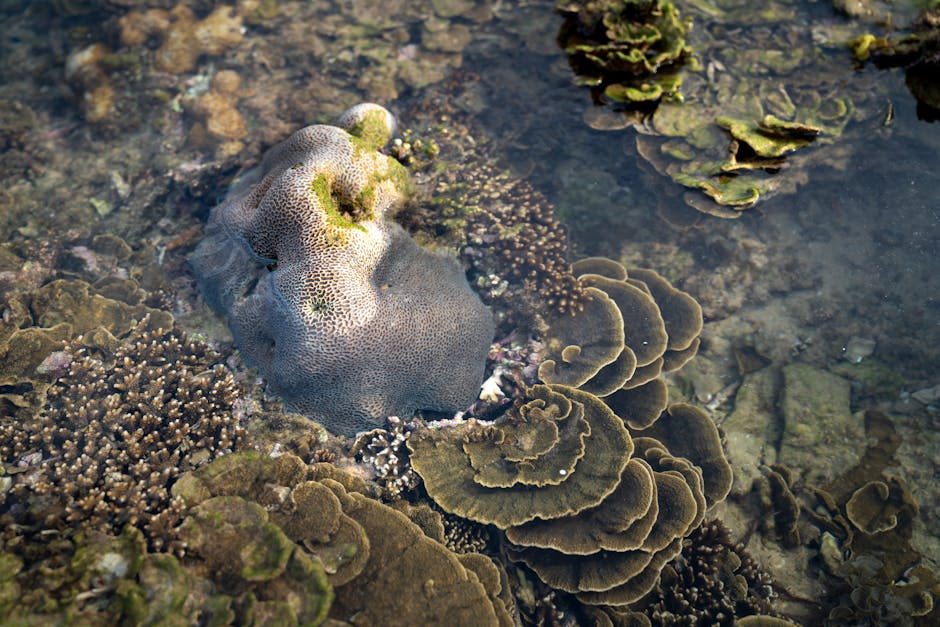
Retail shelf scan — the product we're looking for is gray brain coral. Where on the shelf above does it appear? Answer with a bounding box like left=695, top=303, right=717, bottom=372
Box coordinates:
left=191, top=103, right=494, bottom=435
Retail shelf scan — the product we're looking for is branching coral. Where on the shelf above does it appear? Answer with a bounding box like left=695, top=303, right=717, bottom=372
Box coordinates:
left=349, top=415, right=420, bottom=500
left=0, top=321, right=245, bottom=551
left=459, top=162, right=586, bottom=321
left=633, top=518, right=777, bottom=625
left=190, top=103, right=494, bottom=435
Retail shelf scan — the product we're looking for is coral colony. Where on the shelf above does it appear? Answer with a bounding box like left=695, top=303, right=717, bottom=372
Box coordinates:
left=190, top=104, right=494, bottom=434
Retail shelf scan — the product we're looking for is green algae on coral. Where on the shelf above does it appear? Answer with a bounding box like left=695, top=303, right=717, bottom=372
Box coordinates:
left=558, top=0, right=694, bottom=105
left=311, top=173, right=368, bottom=235
left=564, top=0, right=876, bottom=215
left=717, top=115, right=821, bottom=158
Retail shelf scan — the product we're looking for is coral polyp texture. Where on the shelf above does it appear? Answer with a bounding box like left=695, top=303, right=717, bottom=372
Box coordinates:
left=190, top=103, right=494, bottom=435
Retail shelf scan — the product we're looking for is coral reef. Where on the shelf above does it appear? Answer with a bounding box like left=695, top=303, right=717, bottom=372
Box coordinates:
left=555, top=0, right=873, bottom=218
left=623, top=519, right=777, bottom=625
left=390, top=92, right=587, bottom=330
left=409, top=382, right=731, bottom=607
left=850, top=5, right=940, bottom=120
left=538, top=258, right=702, bottom=426
left=0, top=321, right=244, bottom=551
left=349, top=415, right=420, bottom=500
left=172, top=451, right=512, bottom=625
left=118, top=3, right=245, bottom=75
left=64, top=43, right=117, bottom=123
left=0, top=273, right=176, bottom=423
left=557, top=0, right=694, bottom=105
left=183, top=68, right=249, bottom=157
left=460, top=162, right=586, bottom=321
left=190, top=103, right=494, bottom=435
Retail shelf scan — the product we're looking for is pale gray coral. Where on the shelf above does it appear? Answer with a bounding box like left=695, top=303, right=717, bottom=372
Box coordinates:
left=190, top=104, right=494, bottom=435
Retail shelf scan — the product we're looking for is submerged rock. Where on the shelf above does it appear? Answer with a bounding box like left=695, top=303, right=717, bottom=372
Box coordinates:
left=777, top=363, right=862, bottom=485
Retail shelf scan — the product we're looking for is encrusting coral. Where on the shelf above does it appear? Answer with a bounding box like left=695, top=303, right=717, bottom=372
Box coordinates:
left=190, top=103, right=495, bottom=435
left=171, top=450, right=512, bottom=626
left=0, top=320, right=245, bottom=552
left=406, top=254, right=732, bottom=610
left=118, top=3, right=245, bottom=75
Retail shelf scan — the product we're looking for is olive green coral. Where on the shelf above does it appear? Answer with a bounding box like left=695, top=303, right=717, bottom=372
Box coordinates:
left=409, top=381, right=730, bottom=607
left=538, top=259, right=702, bottom=427
left=557, top=0, right=694, bottom=105
left=171, top=451, right=509, bottom=625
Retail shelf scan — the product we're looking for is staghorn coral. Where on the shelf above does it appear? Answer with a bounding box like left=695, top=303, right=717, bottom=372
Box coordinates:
left=0, top=321, right=244, bottom=551
left=391, top=94, right=586, bottom=329
left=0, top=263, right=177, bottom=437
left=190, top=103, right=494, bottom=435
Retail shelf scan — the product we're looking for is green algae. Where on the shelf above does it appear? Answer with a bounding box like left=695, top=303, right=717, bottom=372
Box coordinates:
left=716, top=115, right=821, bottom=158
left=310, top=173, right=368, bottom=237
left=558, top=0, right=694, bottom=105
left=345, top=107, right=395, bottom=151
left=565, top=0, right=880, bottom=214
left=830, top=359, right=906, bottom=400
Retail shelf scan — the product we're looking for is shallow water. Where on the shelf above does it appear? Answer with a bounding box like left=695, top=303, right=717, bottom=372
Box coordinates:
left=1, top=0, right=939, bottom=624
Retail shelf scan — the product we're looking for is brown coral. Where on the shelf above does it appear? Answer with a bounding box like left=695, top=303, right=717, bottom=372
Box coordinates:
left=409, top=384, right=632, bottom=528
left=173, top=451, right=510, bottom=625
left=460, top=163, right=586, bottom=320
left=409, top=383, right=730, bottom=607
left=119, top=3, right=245, bottom=75
left=630, top=518, right=777, bottom=625
left=538, top=258, right=702, bottom=428
left=185, top=69, right=248, bottom=156
left=0, top=321, right=245, bottom=551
